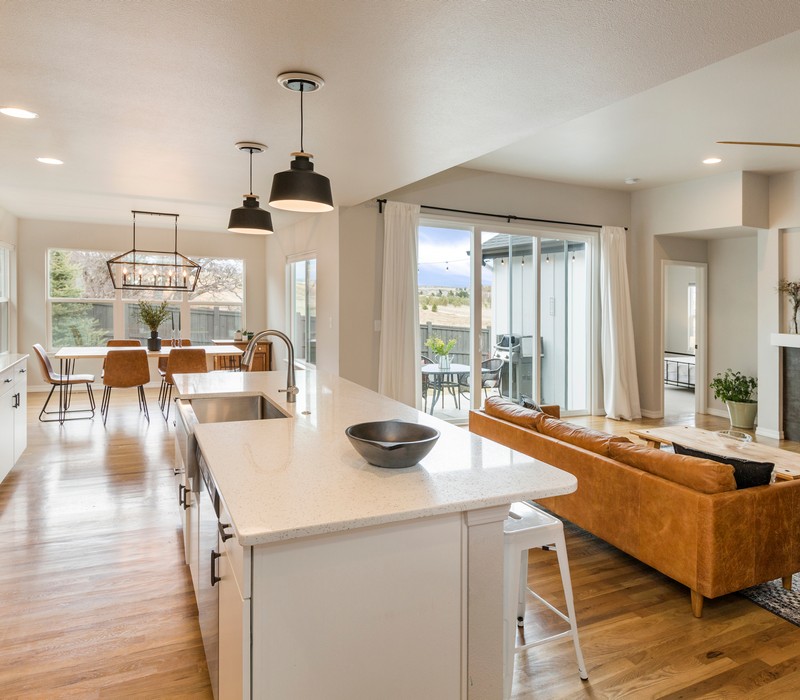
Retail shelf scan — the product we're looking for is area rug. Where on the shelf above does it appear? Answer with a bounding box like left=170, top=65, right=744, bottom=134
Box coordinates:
left=739, top=573, right=800, bottom=626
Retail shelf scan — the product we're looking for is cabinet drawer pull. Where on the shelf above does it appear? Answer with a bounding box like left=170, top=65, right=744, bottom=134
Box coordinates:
left=19, top=368, right=26, bottom=373
left=3, top=378, right=11, bottom=383
left=218, top=521, right=234, bottom=542
left=210, top=550, right=221, bottom=586
left=13, top=393, right=20, bottom=408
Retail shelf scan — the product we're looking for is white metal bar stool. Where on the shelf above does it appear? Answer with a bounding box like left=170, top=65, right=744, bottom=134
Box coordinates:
left=503, top=501, right=588, bottom=698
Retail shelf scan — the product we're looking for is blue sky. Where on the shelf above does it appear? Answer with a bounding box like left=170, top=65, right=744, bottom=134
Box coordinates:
left=418, top=226, right=492, bottom=287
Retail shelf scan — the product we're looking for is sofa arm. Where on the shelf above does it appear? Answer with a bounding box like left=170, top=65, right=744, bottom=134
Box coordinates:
left=541, top=404, right=560, bottom=419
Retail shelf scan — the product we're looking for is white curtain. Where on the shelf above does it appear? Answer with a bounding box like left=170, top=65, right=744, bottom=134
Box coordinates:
left=378, top=201, right=421, bottom=406
left=600, top=226, right=642, bottom=419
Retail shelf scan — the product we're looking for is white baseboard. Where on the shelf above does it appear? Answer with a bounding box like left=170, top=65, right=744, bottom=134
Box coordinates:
left=756, top=427, right=783, bottom=440
left=706, top=407, right=727, bottom=419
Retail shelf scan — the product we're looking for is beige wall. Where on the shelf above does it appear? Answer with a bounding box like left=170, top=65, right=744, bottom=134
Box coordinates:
left=706, top=236, right=758, bottom=414
left=340, top=167, right=631, bottom=393
left=265, top=211, right=340, bottom=374
left=0, top=207, right=19, bottom=353
left=17, top=218, right=267, bottom=384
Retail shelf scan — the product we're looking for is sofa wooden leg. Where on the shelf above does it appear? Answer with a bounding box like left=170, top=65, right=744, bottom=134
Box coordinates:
left=690, top=589, right=704, bottom=618
left=782, top=575, right=794, bottom=591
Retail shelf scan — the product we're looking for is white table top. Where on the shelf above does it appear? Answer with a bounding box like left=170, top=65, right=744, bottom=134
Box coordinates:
left=54, top=344, right=242, bottom=359
left=422, top=362, right=470, bottom=375
left=174, top=369, right=577, bottom=546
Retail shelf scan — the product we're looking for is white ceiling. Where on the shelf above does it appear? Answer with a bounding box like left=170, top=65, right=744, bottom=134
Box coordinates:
left=2, top=1, right=800, bottom=232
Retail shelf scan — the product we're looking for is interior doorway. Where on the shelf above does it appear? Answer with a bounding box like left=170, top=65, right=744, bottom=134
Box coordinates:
left=662, top=261, right=707, bottom=418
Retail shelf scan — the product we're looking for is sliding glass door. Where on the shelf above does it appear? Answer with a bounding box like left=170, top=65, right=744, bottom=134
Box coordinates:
left=418, top=220, right=593, bottom=420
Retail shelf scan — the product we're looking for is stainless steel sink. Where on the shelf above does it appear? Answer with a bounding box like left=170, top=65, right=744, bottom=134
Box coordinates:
left=185, top=394, right=289, bottom=424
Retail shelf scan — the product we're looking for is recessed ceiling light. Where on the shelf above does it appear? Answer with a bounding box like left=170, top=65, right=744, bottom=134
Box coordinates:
left=0, top=107, right=38, bottom=119
left=703, top=157, right=722, bottom=165
left=36, top=157, right=63, bottom=165
left=624, top=177, right=640, bottom=185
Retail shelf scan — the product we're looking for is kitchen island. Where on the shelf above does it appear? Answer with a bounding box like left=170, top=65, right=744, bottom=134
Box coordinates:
left=173, top=369, right=576, bottom=700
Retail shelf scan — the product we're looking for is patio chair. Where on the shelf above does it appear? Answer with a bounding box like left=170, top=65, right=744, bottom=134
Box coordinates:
left=421, top=355, right=434, bottom=412
left=458, top=357, right=504, bottom=405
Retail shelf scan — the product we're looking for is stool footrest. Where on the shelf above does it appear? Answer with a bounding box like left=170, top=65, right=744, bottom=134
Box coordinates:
left=516, top=629, right=572, bottom=653
left=525, top=586, right=571, bottom=625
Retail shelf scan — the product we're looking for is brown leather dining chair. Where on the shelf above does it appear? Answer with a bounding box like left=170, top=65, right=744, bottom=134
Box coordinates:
left=159, top=348, right=207, bottom=420
left=106, top=339, right=142, bottom=347
left=32, top=343, right=96, bottom=422
left=100, top=349, right=151, bottom=425
left=157, top=339, right=191, bottom=406
left=103, top=339, right=142, bottom=377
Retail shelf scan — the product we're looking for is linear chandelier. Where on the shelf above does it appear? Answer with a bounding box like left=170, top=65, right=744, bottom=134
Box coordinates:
left=106, top=210, right=201, bottom=291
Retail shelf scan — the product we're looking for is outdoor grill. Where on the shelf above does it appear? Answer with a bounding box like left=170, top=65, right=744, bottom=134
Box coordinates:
left=493, top=334, right=534, bottom=398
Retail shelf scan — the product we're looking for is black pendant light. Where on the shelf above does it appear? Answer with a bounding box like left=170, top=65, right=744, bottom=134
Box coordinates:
left=269, top=72, right=334, bottom=213
left=228, top=142, right=274, bottom=234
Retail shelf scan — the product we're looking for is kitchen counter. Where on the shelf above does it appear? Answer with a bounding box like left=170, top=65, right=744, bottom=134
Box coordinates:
left=173, top=368, right=578, bottom=699
left=0, top=353, right=28, bottom=372
left=174, top=369, right=577, bottom=546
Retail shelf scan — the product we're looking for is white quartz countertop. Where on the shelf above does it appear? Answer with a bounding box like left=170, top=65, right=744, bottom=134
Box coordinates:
left=175, top=370, right=577, bottom=546
left=0, top=353, right=29, bottom=373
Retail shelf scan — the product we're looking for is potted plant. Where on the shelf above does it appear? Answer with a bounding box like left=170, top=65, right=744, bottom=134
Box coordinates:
left=137, top=300, right=171, bottom=351
left=709, top=369, right=757, bottom=429
left=425, top=336, right=457, bottom=370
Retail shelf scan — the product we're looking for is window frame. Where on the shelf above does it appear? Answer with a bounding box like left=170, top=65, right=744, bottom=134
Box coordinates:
left=47, top=247, right=246, bottom=349
left=286, top=252, right=317, bottom=367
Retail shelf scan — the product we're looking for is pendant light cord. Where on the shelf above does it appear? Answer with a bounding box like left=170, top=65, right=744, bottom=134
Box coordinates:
left=299, top=82, right=305, bottom=153
left=248, top=148, right=254, bottom=195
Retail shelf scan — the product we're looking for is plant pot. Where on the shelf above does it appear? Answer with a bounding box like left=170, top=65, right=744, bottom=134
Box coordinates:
left=147, top=331, right=162, bottom=352
left=438, top=354, right=451, bottom=371
left=726, top=400, right=757, bottom=430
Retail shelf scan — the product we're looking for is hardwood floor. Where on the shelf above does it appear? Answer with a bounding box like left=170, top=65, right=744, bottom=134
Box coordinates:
left=0, top=389, right=211, bottom=698
left=3, top=391, right=800, bottom=698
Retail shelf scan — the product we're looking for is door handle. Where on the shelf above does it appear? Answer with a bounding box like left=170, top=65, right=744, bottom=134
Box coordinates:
left=210, top=550, right=221, bottom=586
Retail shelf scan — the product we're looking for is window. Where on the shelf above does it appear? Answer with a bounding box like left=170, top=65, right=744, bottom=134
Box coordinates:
left=288, top=257, right=316, bottom=365
left=48, top=249, right=115, bottom=347
left=48, top=249, right=245, bottom=348
left=0, top=245, right=9, bottom=354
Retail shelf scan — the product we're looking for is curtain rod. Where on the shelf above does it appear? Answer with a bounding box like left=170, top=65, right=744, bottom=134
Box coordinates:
left=376, top=199, right=626, bottom=231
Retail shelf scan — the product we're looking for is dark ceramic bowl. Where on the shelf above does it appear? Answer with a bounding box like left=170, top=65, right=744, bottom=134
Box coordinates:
left=345, top=420, right=440, bottom=468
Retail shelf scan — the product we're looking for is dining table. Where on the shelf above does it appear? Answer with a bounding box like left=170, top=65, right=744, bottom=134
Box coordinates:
left=421, top=362, right=470, bottom=413
left=53, top=344, right=243, bottom=424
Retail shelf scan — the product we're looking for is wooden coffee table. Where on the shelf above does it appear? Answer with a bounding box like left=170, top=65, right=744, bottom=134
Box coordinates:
left=629, top=426, right=800, bottom=481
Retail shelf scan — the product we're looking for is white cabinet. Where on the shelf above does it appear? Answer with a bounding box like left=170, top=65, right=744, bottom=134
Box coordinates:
left=13, top=360, right=27, bottom=464
left=0, top=356, right=27, bottom=484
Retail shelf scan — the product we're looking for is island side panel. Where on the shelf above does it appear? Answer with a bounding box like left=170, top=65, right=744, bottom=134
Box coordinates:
left=251, top=513, right=464, bottom=700
left=465, top=505, right=508, bottom=699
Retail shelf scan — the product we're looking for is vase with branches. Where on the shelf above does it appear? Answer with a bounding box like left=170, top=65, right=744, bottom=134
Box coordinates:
left=137, top=300, right=171, bottom=351
left=778, top=279, right=800, bottom=334
left=425, top=336, right=457, bottom=370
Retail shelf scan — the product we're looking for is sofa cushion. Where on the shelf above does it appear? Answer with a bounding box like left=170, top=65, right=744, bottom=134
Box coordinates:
left=534, top=414, right=631, bottom=457
left=672, top=443, right=775, bottom=489
left=483, top=396, right=538, bottom=429
left=608, top=442, right=737, bottom=494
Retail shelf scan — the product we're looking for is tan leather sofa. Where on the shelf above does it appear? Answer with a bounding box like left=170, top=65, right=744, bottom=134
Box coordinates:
left=470, top=397, right=800, bottom=617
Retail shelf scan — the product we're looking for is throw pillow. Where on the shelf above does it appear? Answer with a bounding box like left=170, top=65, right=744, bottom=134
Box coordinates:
left=672, top=442, right=775, bottom=489
left=521, top=396, right=542, bottom=412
